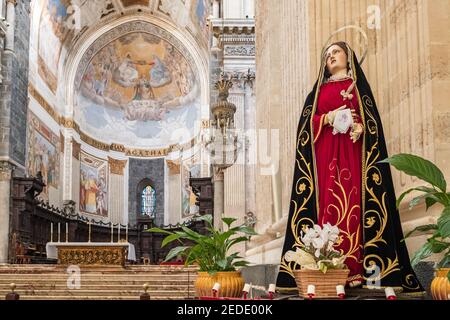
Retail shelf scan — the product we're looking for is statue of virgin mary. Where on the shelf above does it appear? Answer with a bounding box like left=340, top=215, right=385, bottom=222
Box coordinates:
left=276, top=41, right=424, bottom=294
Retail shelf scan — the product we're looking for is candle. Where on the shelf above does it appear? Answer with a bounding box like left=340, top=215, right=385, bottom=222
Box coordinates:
left=118, top=224, right=121, bottom=242
left=307, top=285, right=315, bottom=300
left=268, top=284, right=276, bottom=293
left=65, top=223, right=69, bottom=243
left=336, top=285, right=345, bottom=299
left=111, top=223, right=114, bottom=243
left=212, top=282, right=221, bottom=297
left=50, top=223, right=53, bottom=242
left=385, top=287, right=396, bottom=300
left=58, top=223, right=61, bottom=243
left=242, top=283, right=251, bottom=299
left=88, top=221, right=92, bottom=243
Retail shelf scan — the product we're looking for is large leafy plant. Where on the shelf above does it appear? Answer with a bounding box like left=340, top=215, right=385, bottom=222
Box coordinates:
left=148, top=214, right=257, bottom=274
left=381, top=153, right=450, bottom=281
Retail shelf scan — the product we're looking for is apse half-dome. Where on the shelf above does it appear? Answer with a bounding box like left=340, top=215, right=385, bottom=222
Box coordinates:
left=74, top=21, right=201, bottom=149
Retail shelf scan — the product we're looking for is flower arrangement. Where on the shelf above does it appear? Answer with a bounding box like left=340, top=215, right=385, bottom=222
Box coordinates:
left=285, top=223, right=347, bottom=273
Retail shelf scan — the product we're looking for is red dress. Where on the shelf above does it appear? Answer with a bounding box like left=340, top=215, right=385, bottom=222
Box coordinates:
left=312, top=78, right=364, bottom=284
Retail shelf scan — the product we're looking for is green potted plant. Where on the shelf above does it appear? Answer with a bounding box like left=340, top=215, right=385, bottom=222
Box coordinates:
left=148, top=214, right=257, bottom=298
left=382, top=153, right=450, bottom=299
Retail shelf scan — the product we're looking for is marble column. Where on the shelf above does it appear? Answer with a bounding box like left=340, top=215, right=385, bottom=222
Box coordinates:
left=213, top=168, right=224, bottom=229
left=4, top=0, right=15, bottom=52
left=0, top=161, right=14, bottom=263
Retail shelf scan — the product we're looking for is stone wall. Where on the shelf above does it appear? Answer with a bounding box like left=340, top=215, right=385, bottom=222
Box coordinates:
left=0, top=0, right=30, bottom=167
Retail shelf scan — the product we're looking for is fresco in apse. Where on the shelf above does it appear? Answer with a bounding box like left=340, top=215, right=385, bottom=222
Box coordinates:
left=38, top=0, right=69, bottom=93
left=76, top=31, right=200, bottom=148
left=26, top=112, right=60, bottom=198
left=80, top=151, right=108, bottom=217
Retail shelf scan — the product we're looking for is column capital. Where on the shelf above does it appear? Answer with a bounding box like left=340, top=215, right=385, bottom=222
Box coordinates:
left=6, top=0, right=17, bottom=6
left=213, top=167, right=225, bottom=181
left=0, top=161, right=14, bottom=181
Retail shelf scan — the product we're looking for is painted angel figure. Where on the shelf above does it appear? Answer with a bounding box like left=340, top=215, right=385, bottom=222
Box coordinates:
left=276, top=41, right=424, bottom=295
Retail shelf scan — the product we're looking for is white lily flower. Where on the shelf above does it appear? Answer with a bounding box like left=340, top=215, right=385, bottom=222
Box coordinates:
left=314, top=248, right=321, bottom=258
left=322, top=223, right=332, bottom=233
left=313, top=224, right=322, bottom=233
left=319, top=230, right=329, bottom=245
left=284, top=250, right=297, bottom=263
left=312, top=237, right=324, bottom=249
left=328, top=225, right=340, bottom=242
left=284, top=248, right=316, bottom=266
left=327, top=240, right=335, bottom=251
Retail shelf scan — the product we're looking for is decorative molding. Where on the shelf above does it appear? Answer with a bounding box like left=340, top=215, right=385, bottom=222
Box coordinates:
left=224, top=45, right=255, bottom=57
left=111, top=143, right=126, bottom=153
left=28, top=84, right=60, bottom=124
left=80, top=132, right=110, bottom=152
left=125, top=148, right=168, bottom=157
left=108, top=157, right=127, bottom=175
left=60, top=117, right=80, bottom=133
left=225, top=70, right=256, bottom=89
left=72, top=139, right=81, bottom=160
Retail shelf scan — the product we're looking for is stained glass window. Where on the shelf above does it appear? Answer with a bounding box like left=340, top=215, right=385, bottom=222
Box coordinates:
left=141, top=185, right=156, bottom=217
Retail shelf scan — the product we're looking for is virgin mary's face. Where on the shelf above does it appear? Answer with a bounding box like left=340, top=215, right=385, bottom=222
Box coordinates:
left=325, top=44, right=348, bottom=75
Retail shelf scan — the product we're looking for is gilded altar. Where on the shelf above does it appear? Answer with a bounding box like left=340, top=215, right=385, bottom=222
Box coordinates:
left=46, top=243, right=136, bottom=266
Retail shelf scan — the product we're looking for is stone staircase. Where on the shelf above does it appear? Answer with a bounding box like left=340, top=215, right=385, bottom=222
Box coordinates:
left=0, top=264, right=198, bottom=300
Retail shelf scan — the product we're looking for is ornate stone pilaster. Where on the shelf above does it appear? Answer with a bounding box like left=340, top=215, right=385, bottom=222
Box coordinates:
left=0, top=161, right=14, bottom=263
left=108, top=157, right=127, bottom=224
left=108, top=157, right=127, bottom=176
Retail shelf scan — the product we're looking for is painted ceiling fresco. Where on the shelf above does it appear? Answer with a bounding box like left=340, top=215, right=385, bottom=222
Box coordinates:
left=75, top=25, right=200, bottom=148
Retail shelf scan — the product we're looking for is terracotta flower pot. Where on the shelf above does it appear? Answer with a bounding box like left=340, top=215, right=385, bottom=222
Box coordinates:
left=430, top=268, right=449, bottom=300
left=195, top=271, right=245, bottom=298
